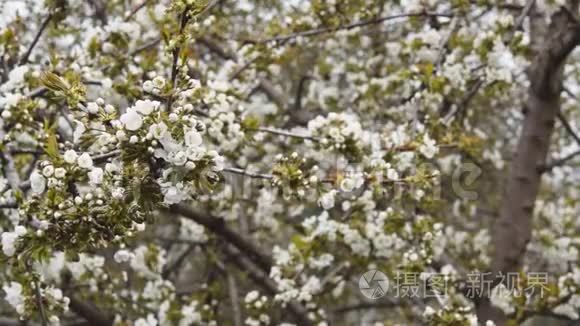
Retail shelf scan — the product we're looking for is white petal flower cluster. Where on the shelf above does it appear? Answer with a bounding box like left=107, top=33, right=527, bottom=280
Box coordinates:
left=318, top=190, right=336, bottom=210
left=2, top=0, right=578, bottom=324
left=1, top=225, right=27, bottom=257
left=2, top=282, right=25, bottom=315
left=120, top=100, right=161, bottom=131
left=302, top=211, right=370, bottom=256
left=179, top=218, right=208, bottom=243
left=153, top=122, right=224, bottom=204
left=129, top=245, right=167, bottom=279
left=419, top=133, right=439, bottom=159
left=308, top=112, right=366, bottom=157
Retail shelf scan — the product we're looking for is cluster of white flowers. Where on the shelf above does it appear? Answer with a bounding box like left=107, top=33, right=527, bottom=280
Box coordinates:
left=129, top=245, right=167, bottom=279
left=307, top=113, right=367, bottom=156
left=318, top=190, right=337, bottom=210
left=81, top=79, right=228, bottom=206
left=423, top=305, right=481, bottom=326
left=307, top=253, right=334, bottom=270
left=205, top=104, right=246, bottom=152
left=419, top=133, right=439, bottom=159
left=553, top=269, right=580, bottom=319
left=0, top=65, right=29, bottom=93
left=29, top=151, right=97, bottom=195
left=1, top=0, right=578, bottom=323
left=251, top=189, right=284, bottom=230
left=365, top=210, right=406, bottom=258
left=270, top=266, right=322, bottom=304
left=405, top=27, right=443, bottom=63
left=489, top=284, right=516, bottom=314
left=271, top=152, right=317, bottom=198
left=179, top=218, right=208, bottom=243
left=67, top=254, right=106, bottom=281
left=1, top=225, right=26, bottom=256
left=245, top=315, right=271, bottom=326
left=529, top=199, right=580, bottom=272
left=119, top=99, right=161, bottom=131
left=42, top=287, right=70, bottom=317
left=302, top=211, right=370, bottom=256
left=245, top=290, right=267, bottom=307
left=142, top=76, right=167, bottom=94
left=432, top=226, right=490, bottom=267
left=2, top=281, right=69, bottom=320
left=339, top=170, right=365, bottom=193
left=179, top=301, right=203, bottom=326
left=3, top=282, right=25, bottom=315
left=134, top=314, right=158, bottom=326
left=156, top=133, right=224, bottom=204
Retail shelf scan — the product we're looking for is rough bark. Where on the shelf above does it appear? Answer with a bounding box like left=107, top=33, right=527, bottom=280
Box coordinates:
left=476, top=4, right=580, bottom=324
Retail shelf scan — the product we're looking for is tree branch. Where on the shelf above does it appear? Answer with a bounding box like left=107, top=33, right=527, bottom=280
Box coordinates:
left=164, top=204, right=274, bottom=272
left=170, top=9, right=190, bottom=91
left=246, top=12, right=453, bottom=45
left=542, top=149, right=580, bottom=171
left=20, top=14, right=53, bottom=65
left=124, top=0, right=149, bottom=21
left=222, top=167, right=273, bottom=180
left=67, top=296, right=112, bottom=326
left=222, top=245, right=313, bottom=326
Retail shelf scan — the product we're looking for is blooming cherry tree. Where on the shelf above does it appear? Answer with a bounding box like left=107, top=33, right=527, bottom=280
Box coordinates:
left=1, top=0, right=580, bottom=325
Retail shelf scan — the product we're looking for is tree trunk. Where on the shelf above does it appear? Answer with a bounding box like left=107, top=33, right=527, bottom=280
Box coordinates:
left=477, top=4, right=580, bottom=324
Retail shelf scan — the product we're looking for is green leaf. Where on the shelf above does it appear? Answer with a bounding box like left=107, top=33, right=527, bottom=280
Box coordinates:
left=44, top=134, right=60, bottom=160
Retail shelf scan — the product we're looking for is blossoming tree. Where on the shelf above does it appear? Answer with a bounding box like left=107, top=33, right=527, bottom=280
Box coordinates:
left=1, top=0, right=580, bottom=325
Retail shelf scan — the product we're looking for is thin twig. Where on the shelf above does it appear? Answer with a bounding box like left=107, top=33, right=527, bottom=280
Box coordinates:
left=223, top=167, right=273, bottom=180
left=443, top=78, right=487, bottom=124
left=20, top=14, right=53, bottom=65
left=512, top=0, right=535, bottom=36
left=26, top=87, right=49, bottom=98
left=162, top=244, right=196, bottom=279
left=255, top=127, right=318, bottom=141
left=130, top=38, right=161, bottom=56
left=228, top=58, right=258, bottom=81
left=170, top=9, right=190, bottom=89
left=541, top=86, right=580, bottom=171
left=435, top=16, right=459, bottom=68
left=247, top=12, right=453, bottom=44
left=125, top=0, right=149, bottom=21
left=0, top=203, right=18, bottom=209
left=93, top=150, right=121, bottom=163
left=32, top=278, right=48, bottom=326
left=557, top=112, right=580, bottom=146
left=542, top=149, right=580, bottom=171
left=168, top=9, right=191, bottom=110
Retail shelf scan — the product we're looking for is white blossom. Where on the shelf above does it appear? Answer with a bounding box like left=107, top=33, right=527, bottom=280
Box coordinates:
left=30, top=171, right=46, bottom=194
left=77, top=153, right=93, bottom=169
left=3, top=282, right=25, bottom=315
left=88, top=168, right=104, bottom=184
left=120, top=108, right=143, bottom=131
